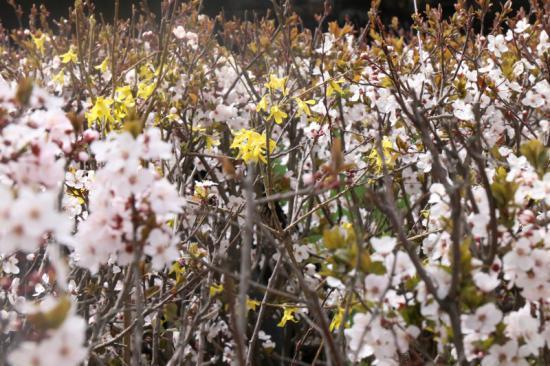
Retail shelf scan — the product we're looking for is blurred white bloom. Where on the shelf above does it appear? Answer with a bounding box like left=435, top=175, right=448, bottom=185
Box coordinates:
left=2, top=255, right=19, bottom=274
left=462, top=303, right=502, bottom=336
left=144, top=229, right=179, bottom=271
left=9, top=299, right=87, bottom=366
left=487, top=34, right=508, bottom=56
left=473, top=271, right=500, bottom=292
left=452, top=99, right=474, bottom=121
left=370, top=236, right=397, bottom=255
left=482, top=340, right=529, bottom=366
left=514, top=18, right=530, bottom=34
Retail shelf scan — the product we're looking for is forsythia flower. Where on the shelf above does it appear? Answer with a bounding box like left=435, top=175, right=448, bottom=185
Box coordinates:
left=209, top=283, right=224, bottom=297
left=86, top=97, right=114, bottom=125
left=327, top=79, right=344, bottom=97
left=137, top=81, right=155, bottom=99
left=294, top=98, right=316, bottom=116
left=329, top=306, right=346, bottom=331
left=265, top=74, right=287, bottom=95
left=115, top=85, right=135, bottom=107
left=60, top=46, right=78, bottom=64
left=94, top=57, right=110, bottom=73
left=368, top=137, right=396, bottom=173
left=139, top=64, right=156, bottom=81
left=52, top=69, right=65, bottom=85
left=267, top=105, right=288, bottom=124
left=256, top=95, right=268, bottom=113
left=246, top=297, right=261, bottom=311
left=230, top=129, right=276, bottom=164
left=277, top=306, right=299, bottom=327
left=31, top=33, right=46, bottom=55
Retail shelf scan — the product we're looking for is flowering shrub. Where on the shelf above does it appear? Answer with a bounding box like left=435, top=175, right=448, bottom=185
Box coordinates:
left=0, top=1, right=548, bottom=365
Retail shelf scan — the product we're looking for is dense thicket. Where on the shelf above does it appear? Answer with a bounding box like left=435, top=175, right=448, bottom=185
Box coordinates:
left=0, top=1, right=548, bottom=365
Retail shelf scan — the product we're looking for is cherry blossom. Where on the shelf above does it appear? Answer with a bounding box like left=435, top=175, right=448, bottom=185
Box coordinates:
left=462, top=302, right=502, bottom=336
left=487, top=34, right=508, bottom=56
left=452, top=99, right=475, bottom=121
left=370, top=236, right=397, bottom=255
left=481, top=340, right=529, bottom=366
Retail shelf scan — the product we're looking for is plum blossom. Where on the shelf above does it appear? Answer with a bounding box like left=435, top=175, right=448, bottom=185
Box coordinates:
left=504, top=304, right=545, bottom=355
left=370, top=236, right=397, bottom=255
left=364, top=274, right=390, bottom=301
left=293, top=244, right=312, bottom=263
left=462, top=302, right=502, bottom=336
left=384, top=251, right=416, bottom=283
left=473, top=271, right=500, bottom=292
left=172, top=25, right=198, bottom=49
left=537, top=30, right=549, bottom=56
left=452, top=99, right=475, bottom=121
left=144, top=229, right=180, bottom=271
left=487, top=34, right=508, bottom=56
left=70, top=128, right=183, bottom=272
left=527, top=173, right=550, bottom=204
left=514, top=18, right=530, bottom=34
left=65, top=170, right=93, bottom=190
left=416, top=151, right=432, bottom=173
left=149, top=179, right=186, bottom=215
left=8, top=298, right=87, bottom=366
left=503, top=237, right=534, bottom=274
left=0, top=187, right=69, bottom=255
left=258, top=331, right=276, bottom=349
left=2, top=255, right=20, bottom=274
left=522, top=80, right=550, bottom=110
left=481, top=340, right=529, bottom=366
left=345, top=312, right=418, bottom=364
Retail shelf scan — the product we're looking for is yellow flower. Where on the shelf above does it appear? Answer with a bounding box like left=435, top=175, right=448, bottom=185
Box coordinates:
left=294, top=98, right=316, bottom=116
left=205, top=136, right=220, bottom=150
left=256, top=95, right=268, bottom=113
left=52, top=69, right=65, bottom=86
left=368, top=137, right=396, bottom=173
left=60, top=46, right=78, bottom=64
left=265, top=74, right=287, bottom=95
left=115, top=85, right=135, bottom=108
left=114, top=104, right=128, bottom=122
left=139, top=64, right=155, bottom=81
left=246, top=297, right=261, bottom=311
left=209, top=283, right=224, bottom=297
left=329, top=306, right=345, bottom=332
left=192, top=126, right=220, bottom=150
left=86, top=97, right=114, bottom=125
left=31, top=33, right=46, bottom=55
left=137, top=81, right=155, bottom=99
left=95, top=57, right=109, bottom=73
left=230, top=129, right=276, bottom=164
left=193, top=183, right=209, bottom=200
left=327, top=79, right=344, bottom=97
left=268, top=105, right=288, bottom=125
left=277, top=306, right=299, bottom=327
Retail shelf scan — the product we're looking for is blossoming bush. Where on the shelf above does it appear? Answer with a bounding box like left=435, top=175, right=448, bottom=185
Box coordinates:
left=0, top=0, right=548, bottom=364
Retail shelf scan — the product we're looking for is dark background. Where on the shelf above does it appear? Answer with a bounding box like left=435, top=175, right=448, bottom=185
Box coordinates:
left=0, top=0, right=531, bottom=31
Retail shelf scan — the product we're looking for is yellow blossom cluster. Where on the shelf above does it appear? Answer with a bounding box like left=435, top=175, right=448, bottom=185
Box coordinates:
left=230, top=129, right=276, bottom=164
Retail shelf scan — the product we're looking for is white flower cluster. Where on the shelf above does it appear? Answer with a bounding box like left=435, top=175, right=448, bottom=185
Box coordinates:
left=73, top=128, right=185, bottom=272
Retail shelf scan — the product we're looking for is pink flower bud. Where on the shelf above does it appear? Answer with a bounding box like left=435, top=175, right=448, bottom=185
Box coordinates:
left=83, top=129, right=99, bottom=143
left=78, top=151, right=89, bottom=162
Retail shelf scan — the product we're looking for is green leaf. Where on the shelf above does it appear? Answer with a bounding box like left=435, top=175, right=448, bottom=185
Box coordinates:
left=163, top=303, right=178, bottom=324
left=323, top=226, right=346, bottom=250
left=520, top=139, right=548, bottom=176
left=365, top=260, right=386, bottom=275
left=27, top=296, right=71, bottom=331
